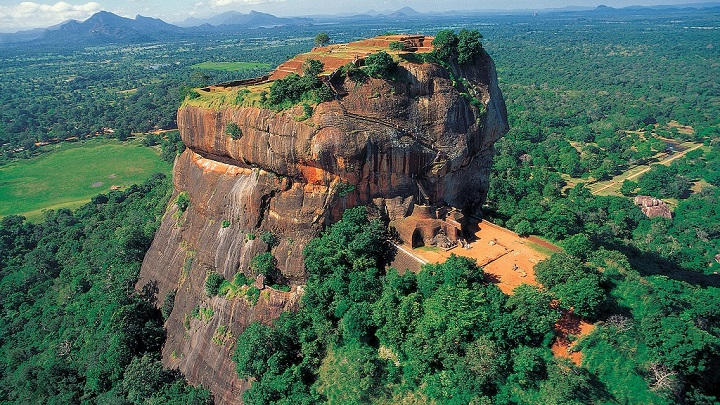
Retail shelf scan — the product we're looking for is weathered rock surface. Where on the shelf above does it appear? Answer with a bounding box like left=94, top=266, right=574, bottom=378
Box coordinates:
left=634, top=195, right=673, bottom=219
left=137, top=44, right=507, bottom=404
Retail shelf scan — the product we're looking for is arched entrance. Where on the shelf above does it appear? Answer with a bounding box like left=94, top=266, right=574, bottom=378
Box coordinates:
left=412, top=229, right=424, bottom=248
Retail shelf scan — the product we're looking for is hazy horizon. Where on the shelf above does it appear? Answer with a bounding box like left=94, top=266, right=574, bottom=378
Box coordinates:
left=0, top=0, right=715, bottom=32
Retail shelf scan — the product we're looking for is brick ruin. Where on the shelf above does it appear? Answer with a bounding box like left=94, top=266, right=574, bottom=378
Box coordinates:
left=634, top=195, right=673, bottom=219
left=392, top=204, right=466, bottom=249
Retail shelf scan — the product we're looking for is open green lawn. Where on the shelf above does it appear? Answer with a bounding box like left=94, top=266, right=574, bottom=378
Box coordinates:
left=587, top=142, right=706, bottom=196
left=190, top=61, right=271, bottom=71
left=0, top=140, right=171, bottom=222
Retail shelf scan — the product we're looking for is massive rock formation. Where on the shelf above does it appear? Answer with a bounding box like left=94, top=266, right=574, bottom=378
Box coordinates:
left=136, top=36, right=507, bottom=404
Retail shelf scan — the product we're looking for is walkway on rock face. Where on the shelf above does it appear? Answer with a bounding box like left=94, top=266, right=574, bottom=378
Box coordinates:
left=335, top=100, right=445, bottom=157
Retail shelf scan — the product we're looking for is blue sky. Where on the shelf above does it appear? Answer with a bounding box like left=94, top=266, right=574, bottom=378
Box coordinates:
left=0, top=0, right=709, bottom=32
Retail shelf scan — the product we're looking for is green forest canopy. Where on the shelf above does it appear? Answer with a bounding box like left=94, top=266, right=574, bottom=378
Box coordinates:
left=0, top=8, right=719, bottom=405
left=0, top=174, right=211, bottom=404
left=233, top=207, right=720, bottom=404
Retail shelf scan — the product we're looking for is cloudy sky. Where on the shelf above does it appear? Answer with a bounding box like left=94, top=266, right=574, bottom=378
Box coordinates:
left=0, top=0, right=706, bottom=32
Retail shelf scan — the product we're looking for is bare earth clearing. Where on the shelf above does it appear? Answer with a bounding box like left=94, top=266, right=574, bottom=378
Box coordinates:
left=397, top=220, right=593, bottom=365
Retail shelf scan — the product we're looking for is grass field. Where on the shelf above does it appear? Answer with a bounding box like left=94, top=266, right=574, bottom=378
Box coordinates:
left=190, top=61, right=271, bottom=71
left=0, top=140, right=172, bottom=222
left=587, top=142, right=706, bottom=196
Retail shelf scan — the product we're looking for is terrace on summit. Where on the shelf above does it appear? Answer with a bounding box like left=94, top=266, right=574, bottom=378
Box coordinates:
left=195, top=35, right=434, bottom=99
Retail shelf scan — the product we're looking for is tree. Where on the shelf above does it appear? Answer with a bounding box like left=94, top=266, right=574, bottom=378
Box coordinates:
left=233, top=322, right=276, bottom=379
left=314, top=32, right=330, bottom=47
left=464, top=336, right=502, bottom=387
left=268, top=59, right=330, bottom=107
left=509, top=346, right=548, bottom=388
left=505, top=284, right=560, bottom=345
left=457, top=29, right=483, bottom=65
left=535, top=253, right=606, bottom=318
left=389, top=41, right=407, bottom=51
left=514, top=220, right=533, bottom=236
left=364, top=51, right=398, bottom=79
left=646, top=363, right=680, bottom=396
left=122, top=354, right=171, bottom=403
left=637, top=164, right=690, bottom=199
left=619, top=179, right=638, bottom=196
left=432, top=29, right=459, bottom=62
left=561, top=233, right=594, bottom=260
left=302, top=59, right=324, bottom=77
left=316, top=344, right=386, bottom=404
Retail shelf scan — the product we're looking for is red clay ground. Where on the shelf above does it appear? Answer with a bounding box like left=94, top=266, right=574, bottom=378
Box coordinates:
left=401, top=220, right=593, bottom=365
left=269, top=35, right=434, bottom=80
left=404, top=220, right=554, bottom=294
left=551, top=310, right=595, bottom=365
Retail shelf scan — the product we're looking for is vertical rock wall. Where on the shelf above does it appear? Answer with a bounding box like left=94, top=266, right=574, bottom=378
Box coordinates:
left=137, top=48, right=507, bottom=404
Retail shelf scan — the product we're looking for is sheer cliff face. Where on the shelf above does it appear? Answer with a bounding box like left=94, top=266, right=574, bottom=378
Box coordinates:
left=179, top=52, right=507, bottom=214
left=137, top=50, right=507, bottom=404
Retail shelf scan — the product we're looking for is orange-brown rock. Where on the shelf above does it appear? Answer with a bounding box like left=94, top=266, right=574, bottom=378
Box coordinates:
left=137, top=40, right=507, bottom=404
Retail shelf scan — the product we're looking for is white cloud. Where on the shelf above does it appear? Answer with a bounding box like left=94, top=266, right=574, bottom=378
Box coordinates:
left=210, top=0, right=286, bottom=7
left=0, top=1, right=102, bottom=32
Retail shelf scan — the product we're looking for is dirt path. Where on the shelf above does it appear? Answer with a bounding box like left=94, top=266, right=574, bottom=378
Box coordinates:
left=591, top=143, right=704, bottom=195
left=626, top=143, right=704, bottom=180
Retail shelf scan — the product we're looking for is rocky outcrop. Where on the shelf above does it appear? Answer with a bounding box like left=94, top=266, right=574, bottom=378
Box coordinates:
left=137, top=41, right=507, bottom=404
left=634, top=195, right=673, bottom=219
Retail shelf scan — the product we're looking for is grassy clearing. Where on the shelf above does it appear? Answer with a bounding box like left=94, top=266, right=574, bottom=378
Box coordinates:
left=585, top=141, right=706, bottom=197
left=526, top=240, right=560, bottom=257
left=0, top=139, right=171, bottom=222
left=190, top=61, right=271, bottom=71
left=183, top=82, right=272, bottom=109
left=416, top=245, right=442, bottom=254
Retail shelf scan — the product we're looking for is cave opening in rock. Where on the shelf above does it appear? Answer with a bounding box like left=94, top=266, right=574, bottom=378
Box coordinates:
left=412, top=228, right=424, bottom=248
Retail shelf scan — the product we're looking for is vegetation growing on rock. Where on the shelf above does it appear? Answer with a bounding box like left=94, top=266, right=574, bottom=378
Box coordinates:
left=363, top=51, right=398, bottom=79
left=432, top=28, right=483, bottom=65
left=175, top=191, right=190, bottom=212
left=268, top=59, right=333, bottom=108
left=225, top=122, right=243, bottom=139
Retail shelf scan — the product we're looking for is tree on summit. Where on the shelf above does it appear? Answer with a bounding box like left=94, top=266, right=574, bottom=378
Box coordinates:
left=432, top=29, right=459, bottom=61
left=314, top=32, right=330, bottom=47
left=364, top=51, right=398, bottom=79
left=268, top=59, right=332, bottom=106
left=432, top=29, right=484, bottom=65
left=302, top=58, right=324, bottom=78
left=457, top=29, right=483, bottom=64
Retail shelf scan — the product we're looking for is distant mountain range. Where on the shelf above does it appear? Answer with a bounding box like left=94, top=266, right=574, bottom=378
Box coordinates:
left=43, top=11, right=183, bottom=43
left=0, top=9, right=314, bottom=45
left=1, top=3, right=719, bottom=46
left=178, top=10, right=311, bottom=28
left=0, top=11, right=183, bottom=45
